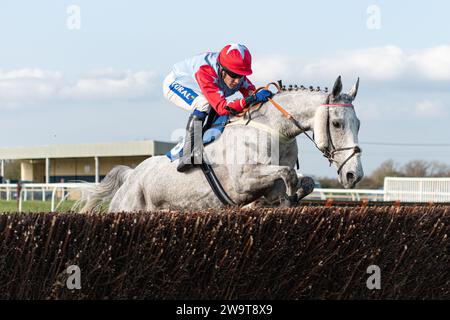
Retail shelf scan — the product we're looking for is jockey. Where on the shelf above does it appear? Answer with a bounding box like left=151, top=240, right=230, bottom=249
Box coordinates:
left=163, top=43, right=273, bottom=172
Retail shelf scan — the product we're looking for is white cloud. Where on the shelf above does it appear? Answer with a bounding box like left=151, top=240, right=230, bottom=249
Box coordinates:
left=410, top=45, right=450, bottom=81
left=0, top=68, right=159, bottom=107
left=252, top=44, right=450, bottom=85
left=0, top=68, right=63, bottom=103
left=61, top=69, right=157, bottom=100
left=2, top=45, right=450, bottom=111
left=302, top=46, right=408, bottom=81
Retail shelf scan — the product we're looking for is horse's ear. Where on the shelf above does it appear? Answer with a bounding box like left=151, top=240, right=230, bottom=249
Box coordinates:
left=332, top=75, right=342, bottom=98
left=348, top=77, right=360, bottom=100
left=313, top=106, right=329, bottom=151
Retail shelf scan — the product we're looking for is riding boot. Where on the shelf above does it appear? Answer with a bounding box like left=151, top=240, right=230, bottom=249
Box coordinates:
left=177, top=110, right=206, bottom=173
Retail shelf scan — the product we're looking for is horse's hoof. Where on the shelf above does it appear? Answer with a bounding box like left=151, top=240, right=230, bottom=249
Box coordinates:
left=297, top=177, right=315, bottom=201
left=282, top=194, right=299, bottom=207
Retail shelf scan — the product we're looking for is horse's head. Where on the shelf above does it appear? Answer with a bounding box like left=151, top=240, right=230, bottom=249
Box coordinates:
left=313, top=76, right=364, bottom=188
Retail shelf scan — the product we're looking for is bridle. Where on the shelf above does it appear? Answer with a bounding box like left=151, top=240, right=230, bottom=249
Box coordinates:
left=239, top=82, right=362, bottom=175
left=321, top=101, right=362, bottom=175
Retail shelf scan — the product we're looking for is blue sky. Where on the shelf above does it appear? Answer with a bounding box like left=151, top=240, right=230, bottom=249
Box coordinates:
left=1, top=0, right=449, bottom=178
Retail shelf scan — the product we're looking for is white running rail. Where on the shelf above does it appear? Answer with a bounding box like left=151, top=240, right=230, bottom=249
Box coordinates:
left=1, top=183, right=385, bottom=211
left=2, top=177, right=450, bottom=212
left=0, top=183, right=94, bottom=211
left=306, top=188, right=385, bottom=201
left=384, top=177, right=450, bottom=203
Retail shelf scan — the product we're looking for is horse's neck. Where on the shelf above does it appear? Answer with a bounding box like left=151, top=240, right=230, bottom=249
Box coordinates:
left=248, top=91, right=327, bottom=138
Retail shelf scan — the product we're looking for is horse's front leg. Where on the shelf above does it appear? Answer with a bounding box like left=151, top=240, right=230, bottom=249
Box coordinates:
left=259, top=173, right=315, bottom=207
left=296, top=173, right=316, bottom=201
left=229, top=164, right=299, bottom=207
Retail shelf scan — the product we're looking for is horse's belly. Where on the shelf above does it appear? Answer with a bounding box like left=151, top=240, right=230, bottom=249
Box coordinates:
left=141, top=159, right=223, bottom=210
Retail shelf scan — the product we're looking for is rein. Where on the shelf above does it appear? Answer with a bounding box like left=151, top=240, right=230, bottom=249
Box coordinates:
left=237, top=82, right=361, bottom=174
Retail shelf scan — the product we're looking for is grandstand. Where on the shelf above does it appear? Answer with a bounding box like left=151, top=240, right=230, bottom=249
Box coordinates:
left=0, top=140, right=175, bottom=183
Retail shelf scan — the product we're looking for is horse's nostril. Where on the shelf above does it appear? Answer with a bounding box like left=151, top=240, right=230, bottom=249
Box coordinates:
left=346, top=172, right=355, bottom=182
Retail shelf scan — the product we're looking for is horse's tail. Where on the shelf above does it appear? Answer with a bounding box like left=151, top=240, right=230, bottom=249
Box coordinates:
left=76, top=165, right=134, bottom=213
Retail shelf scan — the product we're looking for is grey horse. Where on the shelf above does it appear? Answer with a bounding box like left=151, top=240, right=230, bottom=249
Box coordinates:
left=78, top=76, right=363, bottom=212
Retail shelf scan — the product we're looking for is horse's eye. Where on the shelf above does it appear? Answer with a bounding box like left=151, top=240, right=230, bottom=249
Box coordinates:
left=332, top=121, right=342, bottom=129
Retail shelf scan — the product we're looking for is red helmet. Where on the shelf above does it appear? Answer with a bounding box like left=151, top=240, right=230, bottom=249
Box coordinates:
left=218, top=43, right=253, bottom=76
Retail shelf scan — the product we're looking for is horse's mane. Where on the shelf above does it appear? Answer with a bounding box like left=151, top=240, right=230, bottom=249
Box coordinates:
left=276, top=81, right=329, bottom=95
left=230, top=82, right=332, bottom=122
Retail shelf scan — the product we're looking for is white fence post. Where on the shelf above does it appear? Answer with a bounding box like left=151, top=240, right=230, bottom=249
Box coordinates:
left=384, top=177, right=450, bottom=203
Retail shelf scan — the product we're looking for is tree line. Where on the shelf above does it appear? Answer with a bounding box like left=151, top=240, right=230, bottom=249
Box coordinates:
left=318, top=159, right=450, bottom=189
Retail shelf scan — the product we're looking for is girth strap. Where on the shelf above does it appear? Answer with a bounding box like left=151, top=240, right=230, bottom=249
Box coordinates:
left=200, top=161, right=236, bottom=206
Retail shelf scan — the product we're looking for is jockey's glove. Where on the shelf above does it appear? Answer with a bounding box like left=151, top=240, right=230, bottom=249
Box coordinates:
left=245, top=89, right=273, bottom=106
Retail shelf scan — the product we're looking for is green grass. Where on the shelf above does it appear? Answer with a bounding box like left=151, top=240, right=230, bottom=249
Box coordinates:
left=0, top=200, right=77, bottom=213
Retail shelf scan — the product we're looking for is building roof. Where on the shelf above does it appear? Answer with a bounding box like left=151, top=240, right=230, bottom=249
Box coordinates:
left=0, top=140, right=175, bottom=160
